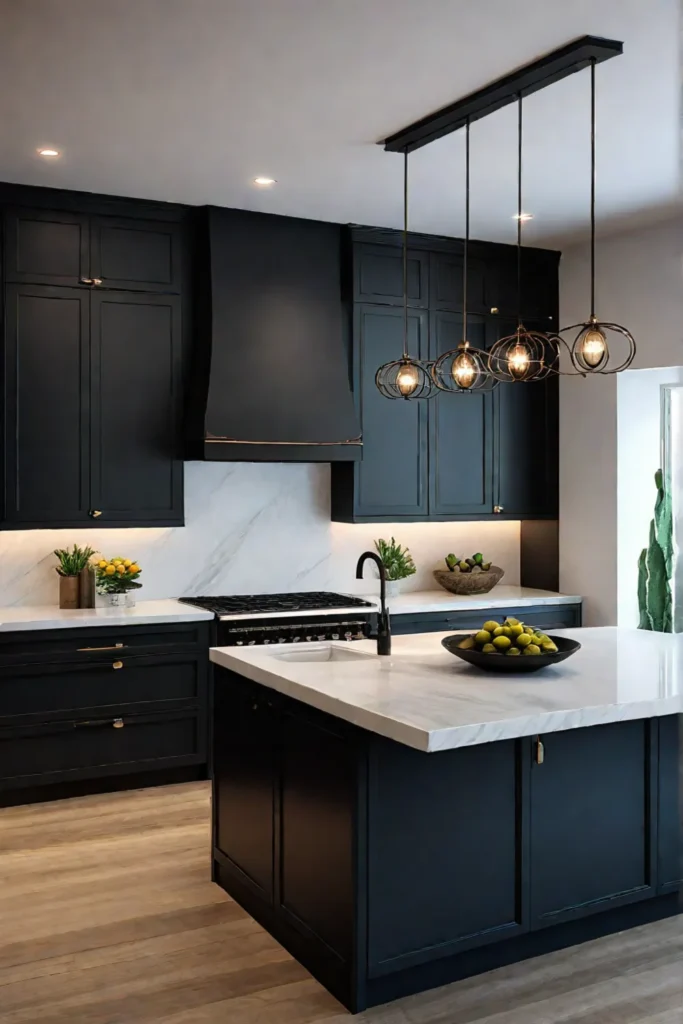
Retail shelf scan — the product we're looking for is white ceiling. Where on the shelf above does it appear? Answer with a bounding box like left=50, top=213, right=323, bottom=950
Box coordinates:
left=0, top=0, right=679, bottom=245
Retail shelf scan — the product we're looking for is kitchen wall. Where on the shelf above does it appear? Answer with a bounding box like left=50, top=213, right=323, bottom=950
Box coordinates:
left=0, top=463, right=521, bottom=606
left=559, top=216, right=683, bottom=625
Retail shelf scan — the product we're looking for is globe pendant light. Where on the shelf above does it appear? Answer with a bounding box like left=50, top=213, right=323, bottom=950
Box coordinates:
left=561, top=58, right=635, bottom=374
left=375, top=151, right=435, bottom=400
left=432, top=119, right=496, bottom=394
left=488, top=94, right=561, bottom=384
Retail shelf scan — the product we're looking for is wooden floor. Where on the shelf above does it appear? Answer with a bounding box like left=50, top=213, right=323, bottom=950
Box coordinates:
left=0, top=782, right=681, bottom=1023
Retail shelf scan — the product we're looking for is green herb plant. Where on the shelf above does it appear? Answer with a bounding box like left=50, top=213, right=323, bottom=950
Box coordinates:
left=374, top=537, right=417, bottom=581
left=54, top=544, right=96, bottom=577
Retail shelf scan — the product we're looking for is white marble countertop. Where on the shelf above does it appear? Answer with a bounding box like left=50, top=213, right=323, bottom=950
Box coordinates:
left=380, top=586, right=581, bottom=616
left=210, top=628, right=682, bottom=753
left=0, top=599, right=214, bottom=632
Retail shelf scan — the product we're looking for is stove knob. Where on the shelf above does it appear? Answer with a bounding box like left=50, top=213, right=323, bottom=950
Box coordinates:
left=344, top=632, right=353, bottom=640
left=331, top=633, right=340, bottom=640
left=263, top=639, right=270, bottom=645
left=236, top=641, right=244, bottom=646
left=292, top=636, right=301, bottom=643
left=248, top=640, right=256, bottom=646
left=278, top=638, right=287, bottom=644
left=305, top=636, right=313, bottom=642
left=317, top=634, right=327, bottom=641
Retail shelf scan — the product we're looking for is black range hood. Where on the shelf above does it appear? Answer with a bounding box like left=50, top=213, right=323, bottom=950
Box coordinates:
left=189, top=206, right=360, bottom=462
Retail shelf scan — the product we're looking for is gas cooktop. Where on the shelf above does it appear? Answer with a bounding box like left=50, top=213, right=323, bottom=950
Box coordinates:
left=178, top=591, right=375, bottom=619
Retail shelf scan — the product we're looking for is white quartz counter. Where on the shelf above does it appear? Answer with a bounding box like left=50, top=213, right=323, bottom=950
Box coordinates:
left=210, top=627, right=683, bottom=753
left=0, top=599, right=214, bottom=632
left=380, top=585, right=581, bottom=616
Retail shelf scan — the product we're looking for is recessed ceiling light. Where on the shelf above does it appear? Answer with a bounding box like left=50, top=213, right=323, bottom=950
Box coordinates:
left=513, top=212, right=534, bottom=222
left=37, top=148, right=60, bottom=158
left=253, top=176, right=276, bottom=187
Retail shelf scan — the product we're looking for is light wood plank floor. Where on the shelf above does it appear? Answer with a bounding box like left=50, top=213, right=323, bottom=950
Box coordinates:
left=0, top=781, right=681, bottom=1023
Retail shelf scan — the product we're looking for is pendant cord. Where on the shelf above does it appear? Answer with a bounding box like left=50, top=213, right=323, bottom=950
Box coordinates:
left=590, top=58, right=596, bottom=318
left=516, top=92, right=522, bottom=326
left=402, top=148, right=409, bottom=359
left=463, top=118, right=469, bottom=342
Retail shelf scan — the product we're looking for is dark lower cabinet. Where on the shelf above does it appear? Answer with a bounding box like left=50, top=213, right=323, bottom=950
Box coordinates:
left=391, top=601, right=582, bottom=636
left=90, top=291, right=183, bottom=524
left=658, top=715, right=682, bottom=892
left=367, top=737, right=522, bottom=975
left=3, top=285, right=90, bottom=524
left=213, top=682, right=275, bottom=901
left=530, top=721, right=655, bottom=925
left=0, top=623, right=209, bottom=798
left=212, top=669, right=680, bottom=1013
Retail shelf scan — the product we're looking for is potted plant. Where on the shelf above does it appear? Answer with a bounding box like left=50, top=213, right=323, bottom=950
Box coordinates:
left=434, top=551, right=504, bottom=595
left=374, top=537, right=416, bottom=597
left=95, top=555, right=142, bottom=607
left=54, top=544, right=96, bottom=609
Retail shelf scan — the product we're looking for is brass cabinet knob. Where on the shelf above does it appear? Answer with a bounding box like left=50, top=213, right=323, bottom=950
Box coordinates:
left=112, top=660, right=123, bottom=670
left=92, top=278, right=103, bottom=286
left=490, top=306, right=499, bottom=314
left=493, top=505, right=504, bottom=513
left=113, top=718, right=124, bottom=729
left=90, top=509, right=102, bottom=518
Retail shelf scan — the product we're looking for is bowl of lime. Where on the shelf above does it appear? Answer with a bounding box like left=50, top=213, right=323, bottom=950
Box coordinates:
left=442, top=616, right=580, bottom=673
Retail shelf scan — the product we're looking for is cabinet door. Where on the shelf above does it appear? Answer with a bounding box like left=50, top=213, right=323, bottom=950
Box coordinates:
left=89, top=291, right=183, bottom=524
left=530, top=721, right=655, bottom=927
left=491, top=318, right=558, bottom=518
left=368, top=737, right=523, bottom=975
left=213, top=680, right=275, bottom=901
left=430, top=251, right=488, bottom=313
left=90, top=216, right=181, bottom=293
left=657, top=715, right=682, bottom=892
left=354, top=243, right=428, bottom=307
left=355, top=304, right=429, bottom=518
left=429, top=311, right=493, bottom=516
left=4, top=208, right=90, bottom=287
left=3, top=285, right=91, bottom=525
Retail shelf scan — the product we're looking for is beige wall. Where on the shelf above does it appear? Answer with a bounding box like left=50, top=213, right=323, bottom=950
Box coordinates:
left=559, top=217, right=683, bottom=625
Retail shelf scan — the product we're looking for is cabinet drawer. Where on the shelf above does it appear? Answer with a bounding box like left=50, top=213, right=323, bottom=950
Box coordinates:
left=0, top=711, right=204, bottom=788
left=0, top=623, right=207, bottom=667
left=0, top=654, right=204, bottom=722
left=391, top=604, right=582, bottom=636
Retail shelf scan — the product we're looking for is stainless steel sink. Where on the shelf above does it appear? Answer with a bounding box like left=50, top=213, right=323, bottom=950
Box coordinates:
left=265, top=644, right=373, bottom=664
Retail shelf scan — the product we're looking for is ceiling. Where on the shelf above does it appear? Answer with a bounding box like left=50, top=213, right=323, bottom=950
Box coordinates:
left=0, top=0, right=679, bottom=246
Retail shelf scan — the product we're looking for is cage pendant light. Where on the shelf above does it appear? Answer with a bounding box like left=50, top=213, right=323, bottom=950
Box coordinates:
left=488, top=95, right=561, bottom=383
left=561, top=59, right=635, bottom=374
left=375, top=151, right=436, bottom=400
left=432, top=119, right=496, bottom=394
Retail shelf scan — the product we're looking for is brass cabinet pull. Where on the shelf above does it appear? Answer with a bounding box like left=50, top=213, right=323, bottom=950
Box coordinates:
left=89, top=509, right=102, bottom=518
left=80, top=277, right=93, bottom=285
left=536, top=737, right=545, bottom=765
left=77, top=643, right=125, bottom=652
left=112, top=660, right=123, bottom=670
left=92, top=278, right=103, bottom=286
left=490, top=306, right=499, bottom=314
left=112, top=718, right=124, bottom=729
left=493, top=505, right=504, bottom=514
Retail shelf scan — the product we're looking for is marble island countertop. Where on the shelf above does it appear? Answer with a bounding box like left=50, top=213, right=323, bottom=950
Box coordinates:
left=210, top=627, right=682, bottom=753
left=377, top=585, right=581, bottom=616
left=0, top=599, right=214, bottom=631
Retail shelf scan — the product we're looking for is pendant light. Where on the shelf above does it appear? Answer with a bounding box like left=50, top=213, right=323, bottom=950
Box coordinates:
left=375, top=151, right=435, bottom=400
left=561, top=58, right=635, bottom=373
left=432, top=119, right=496, bottom=394
left=488, top=94, right=560, bottom=383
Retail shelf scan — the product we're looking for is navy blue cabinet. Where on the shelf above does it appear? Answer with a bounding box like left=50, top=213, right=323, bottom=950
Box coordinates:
left=331, top=235, right=560, bottom=523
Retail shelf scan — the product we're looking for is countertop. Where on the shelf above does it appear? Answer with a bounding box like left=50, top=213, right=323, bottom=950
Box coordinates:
left=210, top=627, right=682, bottom=753
left=0, top=599, right=214, bottom=632
left=382, top=586, right=581, bottom=616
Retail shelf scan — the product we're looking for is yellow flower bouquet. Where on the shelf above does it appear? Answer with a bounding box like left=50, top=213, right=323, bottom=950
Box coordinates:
left=95, top=555, right=142, bottom=595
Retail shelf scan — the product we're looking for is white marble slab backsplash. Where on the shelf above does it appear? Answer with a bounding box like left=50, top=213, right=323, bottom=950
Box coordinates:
left=0, top=463, right=521, bottom=607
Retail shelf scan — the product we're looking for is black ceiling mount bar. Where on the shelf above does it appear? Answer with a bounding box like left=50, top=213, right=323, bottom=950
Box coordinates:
left=383, top=35, right=623, bottom=153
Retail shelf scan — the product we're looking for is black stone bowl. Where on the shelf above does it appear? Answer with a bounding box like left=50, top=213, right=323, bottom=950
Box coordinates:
left=441, top=634, right=581, bottom=673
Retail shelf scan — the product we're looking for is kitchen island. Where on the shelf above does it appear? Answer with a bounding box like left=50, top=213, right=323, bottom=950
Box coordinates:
left=209, top=629, right=682, bottom=1013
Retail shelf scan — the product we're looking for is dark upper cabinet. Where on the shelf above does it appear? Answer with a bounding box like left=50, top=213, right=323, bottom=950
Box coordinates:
left=335, top=304, right=428, bottom=519
left=492, top=318, right=559, bottom=518
left=90, top=216, right=181, bottom=292
left=353, top=243, right=428, bottom=307
left=530, top=721, right=654, bottom=926
left=492, top=248, right=560, bottom=323
left=90, top=292, right=183, bottom=524
left=4, top=209, right=89, bottom=287
left=3, top=285, right=91, bottom=525
left=429, top=251, right=488, bottom=314
left=4, top=208, right=181, bottom=293
left=429, top=312, right=492, bottom=515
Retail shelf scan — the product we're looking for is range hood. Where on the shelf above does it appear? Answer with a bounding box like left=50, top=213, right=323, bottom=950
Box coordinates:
left=189, top=206, right=361, bottom=462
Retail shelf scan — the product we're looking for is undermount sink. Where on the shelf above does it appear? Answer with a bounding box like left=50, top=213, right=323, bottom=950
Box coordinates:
left=265, top=644, right=373, bottom=664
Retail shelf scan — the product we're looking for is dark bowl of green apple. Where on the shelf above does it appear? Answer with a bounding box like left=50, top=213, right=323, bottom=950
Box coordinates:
left=442, top=616, right=581, bottom=673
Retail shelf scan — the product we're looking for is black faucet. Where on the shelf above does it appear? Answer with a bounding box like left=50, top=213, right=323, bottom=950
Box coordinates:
left=355, top=552, right=391, bottom=656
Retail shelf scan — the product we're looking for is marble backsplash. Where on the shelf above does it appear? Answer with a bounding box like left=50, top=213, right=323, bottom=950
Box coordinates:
left=0, top=463, right=521, bottom=607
